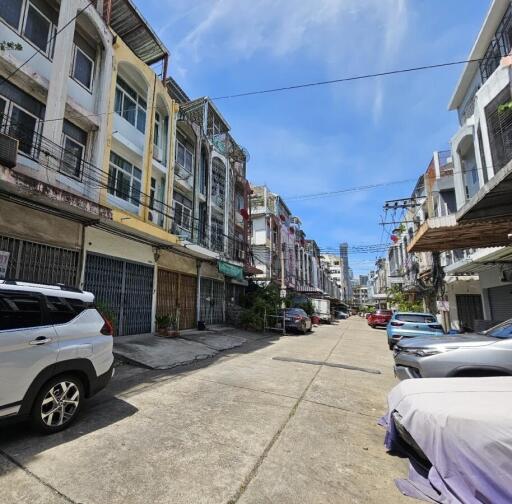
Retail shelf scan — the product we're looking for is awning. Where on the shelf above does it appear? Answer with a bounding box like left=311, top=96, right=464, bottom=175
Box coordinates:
left=408, top=161, right=512, bottom=253
left=110, top=0, right=169, bottom=65
left=408, top=214, right=512, bottom=252
left=445, top=247, right=512, bottom=275
left=218, top=261, right=244, bottom=281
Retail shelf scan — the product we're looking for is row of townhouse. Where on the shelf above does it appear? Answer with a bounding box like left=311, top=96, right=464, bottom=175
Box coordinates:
left=249, top=185, right=343, bottom=302
left=0, top=0, right=252, bottom=335
left=373, top=0, right=512, bottom=331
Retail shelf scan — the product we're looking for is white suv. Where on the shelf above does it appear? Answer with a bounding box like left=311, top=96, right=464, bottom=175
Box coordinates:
left=0, top=281, right=114, bottom=433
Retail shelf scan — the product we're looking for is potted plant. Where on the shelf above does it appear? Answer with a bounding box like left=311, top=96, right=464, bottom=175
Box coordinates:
left=168, top=312, right=180, bottom=338
left=96, top=301, right=117, bottom=336
left=155, top=314, right=171, bottom=337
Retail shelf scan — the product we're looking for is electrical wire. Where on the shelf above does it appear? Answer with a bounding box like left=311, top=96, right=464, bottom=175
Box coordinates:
left=210, top=58, right=489, bottom=101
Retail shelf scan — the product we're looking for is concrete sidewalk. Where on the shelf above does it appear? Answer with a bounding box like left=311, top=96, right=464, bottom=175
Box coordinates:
left=0, top=318, right=408, bottom=504
left=113, top=327, right=258, bottom=369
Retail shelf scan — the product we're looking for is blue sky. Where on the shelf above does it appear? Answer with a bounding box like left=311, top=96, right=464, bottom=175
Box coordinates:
left=140, top=0, right=489, bottom=274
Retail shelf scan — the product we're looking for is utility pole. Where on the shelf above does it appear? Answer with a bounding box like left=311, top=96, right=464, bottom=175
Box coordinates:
left=280, top=243, right=286, bottom=309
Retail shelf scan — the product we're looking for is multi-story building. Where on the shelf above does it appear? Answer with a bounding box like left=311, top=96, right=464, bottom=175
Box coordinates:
left=249, top=185, right=341, bottom=300
left=0, top=0, right=115, bottom=293
left=164, top=82, right=252, bottom=326
left=408, top=0, right=512, bottom=331
left=367, top=258, right=390, bottom=308
left=352, top=284, right=369, bottom=308
left=0, top=0, right=254, bottom=335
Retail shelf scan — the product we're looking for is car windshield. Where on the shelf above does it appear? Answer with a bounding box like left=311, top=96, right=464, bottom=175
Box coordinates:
left=395, top=314, right=436, bottom=324
left=281, top=308, right=307, bottom=316
left=485, top=320, right=512, bottom=339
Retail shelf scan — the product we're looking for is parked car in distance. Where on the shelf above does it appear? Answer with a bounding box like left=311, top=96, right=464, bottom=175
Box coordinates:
left=277, top=308, right=312, bottom=334
left=393, top=318, right=512, bottom=380
left=311, top=298, right=331, bottom=323
left=335, top=311, right=349, bottom=320
left=367, top=309, right=392, bottom=328
left=0, top=281, right=114, bottom=433
left=387, top=312, right=444, bottom=350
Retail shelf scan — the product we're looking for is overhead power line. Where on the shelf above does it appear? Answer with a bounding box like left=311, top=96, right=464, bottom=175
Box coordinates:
left=211, top=57, right=489, bottom=100
left=0, top=1, right=94, bottom=88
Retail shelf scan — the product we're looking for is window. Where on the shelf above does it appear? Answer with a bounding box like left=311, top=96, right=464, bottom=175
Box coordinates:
left=9, top=103, right=38, bottom=155
left=108, top=152, right=142, bottom=206
left=114, top=77, right=147, bottom=133
left=395, top=314, right=436, bottom=324
left=173, top=192, right=192, bottom=232
left=0, top=0, right=23, bottom=29
left=0, top=292, right=43, bottom=330
left=46, top=296, right=88, bottom=325
left=23, top=3, right=55, bottom=56
left=154, top=112, right=160, bottom=147
left=71, top=45, right=94, bottom=91
left=61, top=120, right=87, bottom=179
left=211, top=216, right=224, bottom=252
left=176, top=139, right=194, bottom=173
left=487, top=321, right=512, bottom=339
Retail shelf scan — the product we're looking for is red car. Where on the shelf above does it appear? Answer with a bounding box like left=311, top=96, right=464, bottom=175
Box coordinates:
left=367, top=309, right=392, bottom=328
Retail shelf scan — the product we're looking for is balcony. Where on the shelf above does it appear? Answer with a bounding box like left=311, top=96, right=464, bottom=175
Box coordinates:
left=0, top=116, right=110, bottom=220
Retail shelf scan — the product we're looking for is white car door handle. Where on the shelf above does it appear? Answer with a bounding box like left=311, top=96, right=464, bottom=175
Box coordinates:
left=30, top=336, right=53, bottom=345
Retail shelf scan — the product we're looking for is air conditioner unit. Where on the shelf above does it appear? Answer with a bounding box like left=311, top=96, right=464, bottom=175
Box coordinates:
left=153, top=145, right=163, bottom=163
left=0, top=133, right=18, bottom=168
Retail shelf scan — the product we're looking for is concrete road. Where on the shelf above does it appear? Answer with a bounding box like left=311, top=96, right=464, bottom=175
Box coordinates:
left=0, top=318, right=409, bottom=504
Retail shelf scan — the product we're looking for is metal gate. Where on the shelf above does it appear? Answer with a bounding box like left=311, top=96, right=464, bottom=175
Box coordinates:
left=156, top=269, right=197, bottom=330
left=199, top=278, right=225, bottom=325
left=84, top=253, right=154, bottom=336
left=456, top=294, right=484, bottom=331
left=488, top=285, right=512, bottom=322
left=0, top=234, right=80, bottom=285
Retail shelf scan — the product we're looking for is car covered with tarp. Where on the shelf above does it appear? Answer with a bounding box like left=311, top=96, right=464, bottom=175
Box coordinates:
left=381, top=377, right=512, bottom=503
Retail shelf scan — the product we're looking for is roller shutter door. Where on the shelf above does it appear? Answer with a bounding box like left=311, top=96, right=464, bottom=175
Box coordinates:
left=488, top=285, right=512, bottom=323
left=84, top=253, right=154, bottom=336
left=156, top=269, right=197, bottom=330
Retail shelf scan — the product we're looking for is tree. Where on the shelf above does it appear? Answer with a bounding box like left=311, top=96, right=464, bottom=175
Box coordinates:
left=386, top=285, right=423, bottom=312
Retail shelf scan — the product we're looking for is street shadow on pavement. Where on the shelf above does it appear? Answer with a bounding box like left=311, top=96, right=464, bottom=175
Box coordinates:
left=0, top=330, right=284, bottom=461
left=0, top=396, right=138, bottom=473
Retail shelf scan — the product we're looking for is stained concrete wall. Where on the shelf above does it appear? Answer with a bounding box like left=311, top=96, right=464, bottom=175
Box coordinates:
left=0, top=199, right=82, bottom=249
left=158, top=249, right=197, bottom=276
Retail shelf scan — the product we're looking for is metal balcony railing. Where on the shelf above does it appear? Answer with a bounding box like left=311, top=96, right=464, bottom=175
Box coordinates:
left=0, top=115, right=98, bottom=184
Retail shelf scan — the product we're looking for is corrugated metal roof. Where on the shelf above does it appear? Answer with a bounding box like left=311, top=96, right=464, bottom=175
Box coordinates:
left=110, top=0, right=169, bottom=64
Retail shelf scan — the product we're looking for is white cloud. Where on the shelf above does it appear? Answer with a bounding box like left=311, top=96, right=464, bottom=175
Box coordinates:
left=171, top=0, right=409, bottom=120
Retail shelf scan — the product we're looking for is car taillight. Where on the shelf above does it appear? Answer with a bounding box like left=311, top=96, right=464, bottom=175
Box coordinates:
left=428, top=324, right=443, bottom=330
left=390, top=321, right=404, bottom=327
left=100, top=315, right=114, bottom=336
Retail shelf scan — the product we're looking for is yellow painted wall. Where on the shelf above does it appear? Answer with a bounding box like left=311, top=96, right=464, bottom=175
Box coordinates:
left=100, top=34, right=179, bottom=245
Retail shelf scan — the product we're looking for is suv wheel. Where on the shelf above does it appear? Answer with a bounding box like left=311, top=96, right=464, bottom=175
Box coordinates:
left=30, top=375, right=84, bottom=434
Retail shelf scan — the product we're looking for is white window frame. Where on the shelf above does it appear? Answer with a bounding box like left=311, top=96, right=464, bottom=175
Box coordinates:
left=154, top=112, right=161, bottom=147
left=175, top=139, right=194, bottom=174
left=21, top=1, right=56, bottom=59
left=114, top=77, right=147, bottom=134
left=70, top=44, right=94, bottom=92
left=108, top=153, right=142, bottom=208
left=2, top=98, right=41, bottom=158
left=60, top=133, right=86, bottom=180
left=173, top=194, right=192, bottom=232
